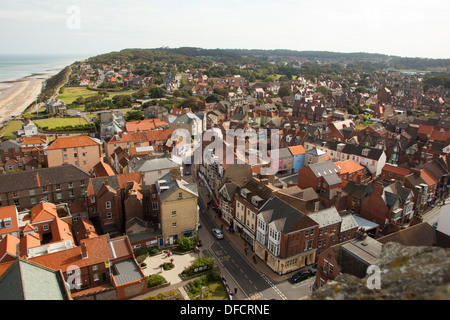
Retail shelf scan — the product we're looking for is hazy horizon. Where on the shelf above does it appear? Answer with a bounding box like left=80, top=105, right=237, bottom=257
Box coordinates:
left=1, top=1, right=449, bottom=60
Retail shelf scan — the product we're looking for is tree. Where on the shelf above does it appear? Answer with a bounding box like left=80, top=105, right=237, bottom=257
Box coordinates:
left=149, top=86, right=167, bottom=98
left=181, top=96, right=199, bottom=110
left=316, top=86, right=329, bottom=96
left=125, top=110, right=144, bottom=121
left=278, top=84, right=292, bottom=98
left=177, top=237, right=194, bottom=252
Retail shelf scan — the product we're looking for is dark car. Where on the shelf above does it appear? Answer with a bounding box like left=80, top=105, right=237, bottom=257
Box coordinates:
left=308, top=264, right=317, bottom=276
left=288, top=270, right=310, bottom=284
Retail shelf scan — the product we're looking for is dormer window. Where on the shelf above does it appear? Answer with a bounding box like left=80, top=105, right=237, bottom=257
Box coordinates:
left=241, top=188, right=250, bottom=198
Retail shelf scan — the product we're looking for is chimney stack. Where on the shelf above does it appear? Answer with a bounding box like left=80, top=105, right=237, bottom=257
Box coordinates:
left=81, top=242, right=88, bottom=259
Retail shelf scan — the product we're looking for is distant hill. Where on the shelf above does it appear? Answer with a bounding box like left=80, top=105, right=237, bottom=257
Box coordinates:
left=86, top=47, right=450, bottom=72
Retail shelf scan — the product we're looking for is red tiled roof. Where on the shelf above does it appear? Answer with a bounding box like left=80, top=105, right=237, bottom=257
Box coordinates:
left=125, top=119, right=166, bottom=132
left=93, top=160, right=115, bottom=177
left=420, top=169, right=438, bottom=187
left=29, top=234, right=116, bottom=272
left=30, top=202, right=58, bottom=224
left=0, top=234, right=20, bottom=262
left=0, top=205, right=19, bottom=235
left=334, top=160, right=364, bottom=174
left=47, top=135, right=100, bottom=150
left=382, top=164, right=411, bottom=176
left=288, top=145, right=306, bottom=155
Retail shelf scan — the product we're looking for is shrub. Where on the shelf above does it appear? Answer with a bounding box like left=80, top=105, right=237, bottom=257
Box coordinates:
left=148, top=246, right=159, bottom=256
left=147, top=274, right=166, bottom=288
left=136, top=254, right=148, bottom=264
left=177, top=237, right=194, bottom=252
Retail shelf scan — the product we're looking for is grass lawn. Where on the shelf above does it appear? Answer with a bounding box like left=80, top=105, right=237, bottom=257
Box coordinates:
left=56, top=86, right=137, bottom=104
left=187, top=280, right=229, bottom=300
left=1, top=120, right=23, bottom=139
left=33, top=117, right=89, bottom=130
left=203, top=281, right=229, bottom=300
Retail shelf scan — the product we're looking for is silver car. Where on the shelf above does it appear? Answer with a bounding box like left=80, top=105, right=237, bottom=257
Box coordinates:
left=212, top=228, right=224, bottom=239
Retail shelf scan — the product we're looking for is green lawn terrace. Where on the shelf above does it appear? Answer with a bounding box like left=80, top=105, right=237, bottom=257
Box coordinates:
left=56, top=86, right=138, bottom=105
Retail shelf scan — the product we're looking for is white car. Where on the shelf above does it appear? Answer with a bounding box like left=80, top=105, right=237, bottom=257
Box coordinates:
left=212, top=228, right=224, bottom=239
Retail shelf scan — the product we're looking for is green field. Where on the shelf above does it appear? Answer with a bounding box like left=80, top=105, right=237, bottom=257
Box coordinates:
left=33, top=117, right=89, bottom=129
left=56, top=86, right=137, bottom=104
left=0, top=120, right=23, bottom=139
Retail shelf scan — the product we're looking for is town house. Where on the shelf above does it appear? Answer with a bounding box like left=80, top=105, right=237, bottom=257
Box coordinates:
left=254, top=196, right=319, bottom=275
left=45, top=135, right=103, bottom=172
left=233, top=178, right=279, bottom=245
left=156, top=174, right=199, bottom=246
left=0, top=165, right=90, bottom=211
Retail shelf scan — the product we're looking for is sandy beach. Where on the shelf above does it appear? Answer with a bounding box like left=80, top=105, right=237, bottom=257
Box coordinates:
left=0, top=71, right=59, bottom=124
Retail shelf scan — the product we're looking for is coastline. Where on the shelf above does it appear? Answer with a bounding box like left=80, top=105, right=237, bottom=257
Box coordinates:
left=0, top=70, right=60, bottom=124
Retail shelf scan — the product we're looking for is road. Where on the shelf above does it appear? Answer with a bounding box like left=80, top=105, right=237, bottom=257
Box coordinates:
left=197, top=185, right=313, bottom=300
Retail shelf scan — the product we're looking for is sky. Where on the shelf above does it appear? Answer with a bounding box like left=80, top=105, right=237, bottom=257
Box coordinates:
left=0, top=0, right=449, bottom=59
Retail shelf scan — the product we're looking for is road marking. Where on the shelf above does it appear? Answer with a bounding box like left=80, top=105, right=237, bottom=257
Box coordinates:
left=260, top=273, right=287, bottom=300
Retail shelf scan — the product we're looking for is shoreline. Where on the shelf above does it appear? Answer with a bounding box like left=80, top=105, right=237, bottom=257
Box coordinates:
left=0, top=70, right=61, bottom=124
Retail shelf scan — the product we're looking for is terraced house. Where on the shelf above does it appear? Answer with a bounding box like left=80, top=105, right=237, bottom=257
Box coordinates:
left=254, top=196, right=319, bottom=275
left=0, top=165, right=90, bottom=211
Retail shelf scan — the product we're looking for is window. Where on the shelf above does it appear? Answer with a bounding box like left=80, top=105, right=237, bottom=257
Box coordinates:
left=29, top=189, right=35, bottom=196
left=81, top=180, right=86, bottom=186
left=43, top=224, right=49, bottom=231
left=94, top=274, right=99, bottom=281
left=152, top=202, right=158, bottom=210
left=69, top=190, right=75, bottom=197
left=177, top=192, right=182, bottom=199
left=74, top=153, right=77, bottom=158
left=57, top=193, right=62, bottom=200
left=68, top=182, right=73, bottom=188
left=172, top=222, right=177, bottom=228
left=43, top=186, right=48, bottom=193
left=31, top=198, right=36, bottom=204
left=55, top=184, right=61, bottom=190
left=172, top=210, right=177, bottom=217
left=14, top=199, right=19, bottom=206
left=106, top=212, right=113, bottom=219
left=90, top=197, right=95, bottom=203
left=106, top=201, right=111, bottom=209
left=12, top=192, right=18, bottom=198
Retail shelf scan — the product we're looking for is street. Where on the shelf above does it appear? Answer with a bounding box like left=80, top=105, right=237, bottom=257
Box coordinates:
left=196, top=183, right=313, bottom=300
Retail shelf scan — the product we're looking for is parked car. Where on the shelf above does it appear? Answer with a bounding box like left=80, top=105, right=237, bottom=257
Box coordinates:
left=288, top=270, right=310, bottom=284
left=212, top=228, right=224, bottom=239
left=308, top=263, right=317, bottom=276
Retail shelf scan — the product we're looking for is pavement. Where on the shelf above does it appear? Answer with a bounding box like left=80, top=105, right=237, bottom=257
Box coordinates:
left=196, top=176, right=293, bottom=284
left=129, top=251, right=201, bottom=300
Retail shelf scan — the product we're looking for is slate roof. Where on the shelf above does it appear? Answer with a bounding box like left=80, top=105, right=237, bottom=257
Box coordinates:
left=0, top=259, right=70, bottom=300
left=307, top=161, right=342, bottom=186
left=87, top=172, right=142, bottom=196
left=258, top=196, right=318, bottom=234
left=128, top=157, right=179, bottom=173
left=307, top=207, right=342, bottom=228
left=0, top=165, right=90, bottom=194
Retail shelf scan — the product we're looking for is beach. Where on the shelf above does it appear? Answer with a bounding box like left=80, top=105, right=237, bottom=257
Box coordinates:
left=0, top=72, right=58, bottom=124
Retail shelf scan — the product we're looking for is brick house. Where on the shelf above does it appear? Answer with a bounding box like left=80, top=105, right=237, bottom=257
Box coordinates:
left=297, top=161, right=342, bottom=193
left=360, top=180, right=415, bottom=230
left=29, top=234, right=148, bottom=300
left=233, top=178, right=279, bottom=245
left=85, top=172, right=142, bottom=236
left=254, top=196, right=319, bottom=275
left=0, top=165, right=90, bottom=211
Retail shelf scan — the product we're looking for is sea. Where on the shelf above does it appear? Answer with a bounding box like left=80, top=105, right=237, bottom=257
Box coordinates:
left=0, top=54, right=91, bottom=83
